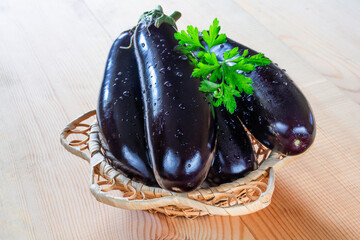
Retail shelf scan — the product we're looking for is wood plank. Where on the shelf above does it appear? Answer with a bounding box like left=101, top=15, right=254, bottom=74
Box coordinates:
left=0, top=0, right=111, bottom=239
left=234, top=0, right=360, bottom=104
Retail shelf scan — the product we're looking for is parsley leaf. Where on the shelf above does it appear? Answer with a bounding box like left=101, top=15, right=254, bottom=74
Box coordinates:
left=246, top=53, right=272, bottom=66
left=233, top=74, right=254, bottom=95
left=202, top=18, right=227, bottom=50
left=209, top=67, right=221, bottom=82
left=199, top=80, right=220, bottom=92
left=232, top=61, right=255, bottom=73
left=174, top=18, right=271, bottom=114
left=223, top=47, right=239, bottom=60
left=223, top=85, right=237, bottom=113
left=193, top=62, right=220, bottom=78
left=242, top=49, right=249, bottom=57
left=174, top=26, right=204, bottom=50
left=203, top=52, right=218, bottom=65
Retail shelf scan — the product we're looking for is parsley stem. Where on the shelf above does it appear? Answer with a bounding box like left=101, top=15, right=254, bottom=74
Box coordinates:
left=221, top=63, right=225, bottom=85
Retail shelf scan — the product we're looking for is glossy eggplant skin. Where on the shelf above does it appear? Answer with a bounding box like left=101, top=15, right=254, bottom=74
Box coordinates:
left=210, top=38, right=316, bottom=156
left=207, top=106, right=255, bottom=185
left=97, top=30, right=157, bottom=186
left=134, top=23, right=216, bottom=192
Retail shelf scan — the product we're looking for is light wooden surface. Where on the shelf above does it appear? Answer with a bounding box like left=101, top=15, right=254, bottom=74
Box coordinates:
left=1, top=0, right=359, bottom=239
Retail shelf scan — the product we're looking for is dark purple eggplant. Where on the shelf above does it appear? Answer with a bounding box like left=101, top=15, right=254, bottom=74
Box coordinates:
left=133, top=7, right=216, bottom=192
left=209, top=38, right=316, bottom=156
left=207, top=106, right=255, bottom=185
left=97, top=30, right=157, bottom=186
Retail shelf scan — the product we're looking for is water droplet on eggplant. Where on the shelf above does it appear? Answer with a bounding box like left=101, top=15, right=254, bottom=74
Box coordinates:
left=123, top=90, right=130, bottom=97
left=178, top=104, right=185, bottom=110
left=176, top=71, right=183, bottom=77
left=164, top=81, right=172, bottom=87
left=174, top=129, right=184, bottom=138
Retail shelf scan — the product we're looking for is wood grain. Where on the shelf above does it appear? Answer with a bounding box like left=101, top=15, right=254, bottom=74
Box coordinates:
left=0, top=0, right=359, bottom=239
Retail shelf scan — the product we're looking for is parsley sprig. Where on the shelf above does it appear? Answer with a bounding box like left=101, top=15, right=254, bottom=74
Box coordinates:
left=174, top=18, right=271, bottom=114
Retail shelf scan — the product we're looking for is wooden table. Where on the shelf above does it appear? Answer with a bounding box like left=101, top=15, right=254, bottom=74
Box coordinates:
left=1, top=0, right=359, bottom=239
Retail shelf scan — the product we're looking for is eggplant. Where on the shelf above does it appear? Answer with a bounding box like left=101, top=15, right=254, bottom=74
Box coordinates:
left=207, top=106, right=255, bottom=185
left=209, top=38, right=316, bottom=156
left=133, top=7, right=216, bottom=192
left=97, top=30, right=157, bottom=186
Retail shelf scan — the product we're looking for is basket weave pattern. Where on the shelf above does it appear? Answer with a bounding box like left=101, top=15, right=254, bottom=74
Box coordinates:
left=60, top=110, right=289, bottom=218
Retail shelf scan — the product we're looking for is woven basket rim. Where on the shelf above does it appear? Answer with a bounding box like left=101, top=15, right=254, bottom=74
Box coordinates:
left=60, top=109, right=295, bottom=217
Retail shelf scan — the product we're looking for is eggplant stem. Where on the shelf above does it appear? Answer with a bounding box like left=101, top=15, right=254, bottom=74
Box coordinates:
left=170, top=11, right=181, bottom=22
left=126, top=6, right=182, bottom=49
left=137, top=6, right=181, bottom=30
left=155, top=5, right=163, bottom=12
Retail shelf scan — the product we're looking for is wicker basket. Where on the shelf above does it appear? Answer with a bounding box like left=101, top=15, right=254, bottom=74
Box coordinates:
left=60, top=110, right=294, bottom=218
